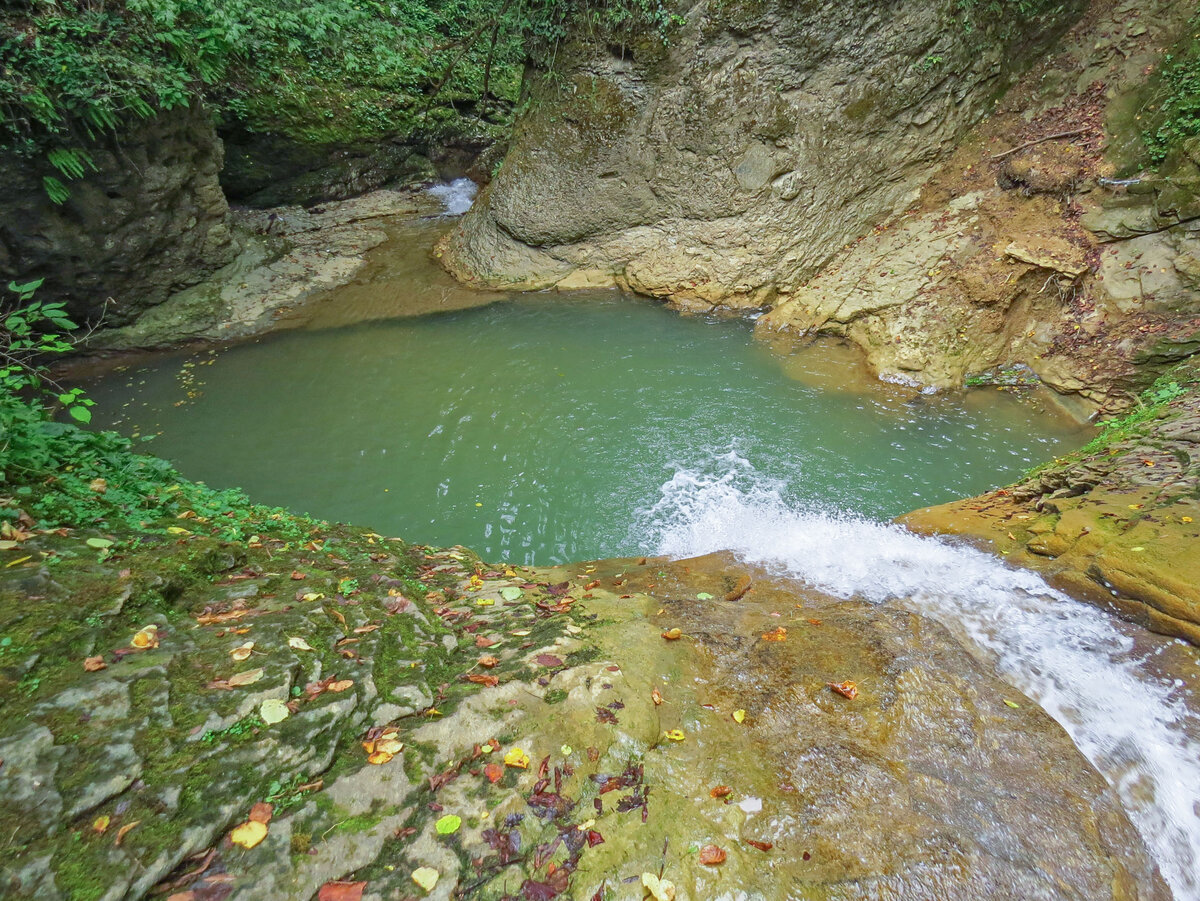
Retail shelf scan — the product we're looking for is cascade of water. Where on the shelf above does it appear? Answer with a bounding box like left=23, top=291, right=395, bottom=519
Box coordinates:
left=426, top=177, right=478, bottom=215
left=642, top=452, right=1200, bottom=900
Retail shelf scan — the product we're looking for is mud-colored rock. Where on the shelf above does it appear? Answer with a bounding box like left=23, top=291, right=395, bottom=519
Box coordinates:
left=441, top=0, right=1085, bottom=302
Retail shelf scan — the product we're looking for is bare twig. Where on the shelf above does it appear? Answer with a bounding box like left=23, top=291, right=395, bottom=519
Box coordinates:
left=988, top=128, right=1088, bottom=161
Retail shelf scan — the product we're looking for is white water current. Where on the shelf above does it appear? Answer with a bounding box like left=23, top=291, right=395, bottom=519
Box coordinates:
left=642, top=452, right=1200, bottom=899
left=427, top=177, right=478, bottom=215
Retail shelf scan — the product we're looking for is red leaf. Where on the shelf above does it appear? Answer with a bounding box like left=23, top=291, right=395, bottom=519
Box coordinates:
left=586, top=830, right=604, bottom=847
left=699, top=845, right=726, bottom=865
left=317, top=882, right=366, bottom=901
left=484, top=763, right=504, bottom=783
left=466, top=674, right=500, bottom=687
left=746, top=839, right=774, bottom=852
left=535, top=654, right=564, bottom=667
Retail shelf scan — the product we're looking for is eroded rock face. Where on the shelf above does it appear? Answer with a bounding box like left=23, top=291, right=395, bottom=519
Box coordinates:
left=0, top=106, right=235, bottom=326
left=440, top=0, right=1084, bottom=302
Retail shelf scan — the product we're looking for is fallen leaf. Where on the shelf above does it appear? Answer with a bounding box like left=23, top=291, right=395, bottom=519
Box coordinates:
left=661, top=628, right=682, bottom=640
left=761, top=627, right=787, bottom=642
left=353, top=623, right=380, bottom=634
left=535, top=654, right=563, bottom=667
left=288, top=637, right=315, bottom=651
left=745, top=839, right=773, bottom=852
left=227, top=668, right=264, bottom=687
left=500, top=586, right=523, bottom=601
left=327, top=679, right=354, bottom=692
left=290, top=571, right=306, bottom=580
left=230, top=820, right=267, bottom=849
left=411, top=867, right=439, bottom=893
left=641, top=873, right=676, bottom=901
left=301, top=592, right=325, bottom=602
left=732, top=709, right=746, bottom=724
left=115, top=820, right=140, bottom=846
left=131, top=625, right=160, bottom=649
left=317, top=881, right=366, bottom=901
left=696, top=592, right=713, bottom=600
left=467, top=674, right=499, bottom=687
left=476, top=598, right=495, bottom=607
left=230, top=641, right=254, bottom=661
left=651, top=688, right=663, bottom=706
left=93, top=814, right=110, bottom=833
left=504, top=747, right=530, bottom=769
left=511, top=629, right=531, bottom=636
left=828, top=680, right=858, bottom=700
left=1003, top=699, right=1021, bottom=709
left=479, top=655, right=499, bottom=668
left=86, top=537, right=114, bottom=550
left=83, top=655, right=107, bottom=672
left=248, top=802, right=273, bottom=824
left=475, top=636, right=498, bottom=648
left=664, top=729, right=685, bottom=742
left=435, top=814, right=461, bottom=835
left=259, top=698, right=290, bottom=724
left=699, top=845, right=726, bottom=865
left=710, top=785, right=731, bottom=798
left=484, top=763, right=504, bottom=783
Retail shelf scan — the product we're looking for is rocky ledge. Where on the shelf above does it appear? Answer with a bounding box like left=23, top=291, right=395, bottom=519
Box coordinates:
left=0, top=514, right=1168, bottom=900
left=904, top=358, right=1200, bottom=643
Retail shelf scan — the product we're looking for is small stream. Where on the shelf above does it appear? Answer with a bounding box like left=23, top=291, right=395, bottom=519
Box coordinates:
left=79, top=185, right=1200, bottom=898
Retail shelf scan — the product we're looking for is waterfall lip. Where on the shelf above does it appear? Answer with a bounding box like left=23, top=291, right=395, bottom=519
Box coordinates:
left=427, top=177, right=478, bottom=216
left=640, top=451, right=1200, bottom=900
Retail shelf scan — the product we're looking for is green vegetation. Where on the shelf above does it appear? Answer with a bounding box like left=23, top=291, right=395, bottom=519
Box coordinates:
left=1143, top=11, right=1200, bottom=163
left=1, top=0, right=682, bottom=198
left=0, top=281, right=315, bottom=540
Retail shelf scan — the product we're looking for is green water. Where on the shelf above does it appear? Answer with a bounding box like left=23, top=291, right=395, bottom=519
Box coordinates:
left=84, top=292, right=1086, bottom=564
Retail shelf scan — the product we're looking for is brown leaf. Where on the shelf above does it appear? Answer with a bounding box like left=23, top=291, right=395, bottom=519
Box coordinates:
left=584, top=580, right=600, bottom=590
left=661, top=628, right=682, bottom=641
left=699, top=845, right=726, bottom=865
left=535, top=654, right=563, bottom=667
left=828, top=680, right=858, bottom=700
left=745, top=839, right=774, bottom=852
left=475, top=635, right=498, bottom=648
left=709, top=785, right=731, bottom=798
left=317, top=881, right=366, bottom=901
left=327, top=679, right=354, bottom=692
left=115, top=820, right=140, bottom=846
left=248, top=802, right=273, bottom=825
left=466, top=674, right=499, bottom=687
left=353, top=623, right=380, bottom=634
left=651, top=688, right=663, bottom=706
left=290, top=571, right=306, bottom=580
left=724, top=574, right=752, bottom=602
left=478, top=655, right=499, bottom=668
left=83, top=655, right=107, bottom=672
left=761, top=626, right=787, bottom=642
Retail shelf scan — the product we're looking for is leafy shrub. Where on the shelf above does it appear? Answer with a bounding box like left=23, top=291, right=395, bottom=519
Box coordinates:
left=1144, top=13, right=1200, bottom=163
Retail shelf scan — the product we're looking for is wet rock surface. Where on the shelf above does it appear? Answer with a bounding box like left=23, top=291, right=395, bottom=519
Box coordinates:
left=0, top=520, right=1168, bottom=899
left=904, top=359, right=1200, bottom=644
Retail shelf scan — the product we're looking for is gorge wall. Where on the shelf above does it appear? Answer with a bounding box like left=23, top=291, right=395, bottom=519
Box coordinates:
left=439, top=0, right=1087, bottom=302
left=0, top=105, right=235, bottom=327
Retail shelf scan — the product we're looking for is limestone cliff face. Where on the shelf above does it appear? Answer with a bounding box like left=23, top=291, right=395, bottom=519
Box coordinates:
left=440, top=0, right=1086, bottom=303
left=0, top=105, right=235, bottom=326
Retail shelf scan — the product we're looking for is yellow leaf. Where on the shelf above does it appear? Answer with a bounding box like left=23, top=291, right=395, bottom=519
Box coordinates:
left=93, top=815, right=110, bottom=833
left=476, top=598, right=495, bottom=606
left=230, top=641, right=254, bottom=661
left=166, top=526, right=192, bottom=535
left=301, top=592, right=325, bottom=602
left=1003, top=699, right=1021, bottom=709
left=503, top=747, right=530, bottom=769
left=327, top=679, right=354, bottom=692
left=367, top=750, right=395, bottom=765
left=732, top=709, right=746, bottom=724
left=412, top=867, right=439, bottom=893
left=661, top=628, right=682, bottom=640
left=288, top=637, right=315, bottom=651
left=376, top=737, right=404, bottom=755
left=664, top=729, right=685, bottom=742
left=1183, top=516, right=1194, bottom=523
left=230, top=820, right=268, bottom=849
left=642, top=873, right=676, bottom=901
left=227, top=668, right=264, bottom=687
left=131, top=625, right=159, bottom=649
left=259, top=698, right=290, bottom=724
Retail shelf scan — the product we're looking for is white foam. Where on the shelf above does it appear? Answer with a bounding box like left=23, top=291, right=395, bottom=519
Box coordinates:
left=641, top=452, right=1200, bottom=899
left=427, top=177, right=478, bottom=216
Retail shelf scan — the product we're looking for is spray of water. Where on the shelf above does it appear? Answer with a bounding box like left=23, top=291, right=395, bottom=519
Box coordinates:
left=426, top=177, right=478, bottom=216
left=640, top=451, right=1200, bottom=899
